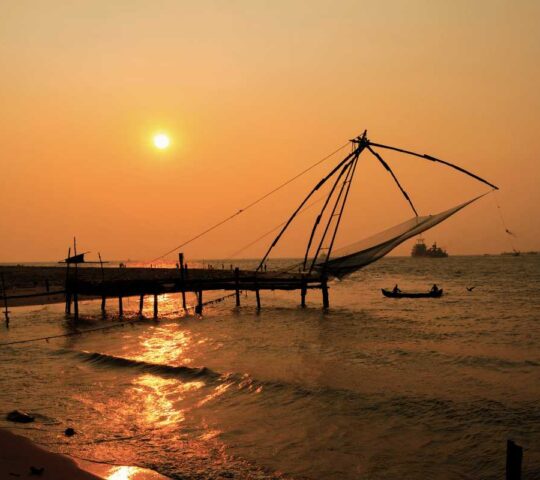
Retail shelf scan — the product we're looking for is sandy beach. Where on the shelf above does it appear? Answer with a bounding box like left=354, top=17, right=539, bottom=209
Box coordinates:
left=0, top=428, right=169, bottom=480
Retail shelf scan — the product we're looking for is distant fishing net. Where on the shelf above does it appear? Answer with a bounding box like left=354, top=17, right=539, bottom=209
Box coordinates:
left=318, top=194, right=486, bottom=278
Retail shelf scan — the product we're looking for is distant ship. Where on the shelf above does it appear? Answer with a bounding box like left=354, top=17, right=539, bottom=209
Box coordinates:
left=411, top=238, right=448, bottom=258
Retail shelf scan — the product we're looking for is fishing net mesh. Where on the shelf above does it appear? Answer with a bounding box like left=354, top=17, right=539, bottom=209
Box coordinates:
left=319, top=194, right=485, bottom=277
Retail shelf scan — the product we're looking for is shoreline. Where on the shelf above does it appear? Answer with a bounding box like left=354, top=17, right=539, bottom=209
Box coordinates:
left=0, top=428, right=169, bottom=480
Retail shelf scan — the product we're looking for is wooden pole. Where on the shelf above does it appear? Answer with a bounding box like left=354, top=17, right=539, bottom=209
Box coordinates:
left=255, top=289, right=261, bottom=310
left=118, top=295, right=123, bottom=317
left=153, top=294, right=158, bottom=318
left=506, top=440, right=523, bottom=480
left=300, top=275, right=307, bottom=308
left=65, top=292, right=72, bottom=314
left=321, top=275, right=329, bottom=309
left=139, top=294, right=144, bottom=314
left=1, top=273, right=9, bottom=328
left=254, top=274, right=261, bottom=310
left=234, top=267, right=241, bottom=307
left=98, top=252, right=105, bottom=313
left=73, top=238, right=79, bottom=321
left=64, top=247, right=71, bottom=314
left=98, top=252, right=105, bottom=281
left=179, top=253, right=187, bottom=310
left=73, top=290, right=79, bottom=320
left=195, top=290, right=203, bottom=314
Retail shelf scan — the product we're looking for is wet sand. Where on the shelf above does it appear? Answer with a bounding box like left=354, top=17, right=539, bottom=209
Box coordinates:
left=0, top=429, right=169, bottom=480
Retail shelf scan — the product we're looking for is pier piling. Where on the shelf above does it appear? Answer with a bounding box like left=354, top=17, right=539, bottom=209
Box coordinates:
left=65, top=293, right=72, bottom=314
left=506, top=440, right=523, bottom=480
left=118, top=296, right=123, bottom=317
left=139, top=294, right=144, bottom=314
left=234, top=268, right=241, bottom=307
left=300, top=275, right=307, bottom=308
left=73, top=291, right=79, bottom=320
left=254, top=274, right=261, bottom=310
left=64, top=247, right=71, bottom=315
left=153, top=294, right=158, bottom=318
left=255, top=289, right=261, bottom=310
left=321, top=275, right=329, bottom=309
left=179, top=253, right=187, bottom=310
left=1, top=273, right=9, bottom=327
left=195, top=290, right=203, bottom=314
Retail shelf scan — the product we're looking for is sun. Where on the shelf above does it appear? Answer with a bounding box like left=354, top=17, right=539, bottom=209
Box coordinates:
left=153, top=133, right=170, bottom=150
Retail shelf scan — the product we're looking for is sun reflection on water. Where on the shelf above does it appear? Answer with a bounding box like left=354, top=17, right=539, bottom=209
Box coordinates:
left=130, top=323, right=194, bottom=366
left=106, top=465, right=166, bottom=479
left=132, top=374, right=204, bottom=427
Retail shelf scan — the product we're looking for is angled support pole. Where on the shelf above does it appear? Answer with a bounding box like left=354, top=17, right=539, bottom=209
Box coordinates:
left=367, top=145, right=418, bottom=216
left=256, top=135, right=366, bottom=272
left=368, top=142, right=499, bottom=190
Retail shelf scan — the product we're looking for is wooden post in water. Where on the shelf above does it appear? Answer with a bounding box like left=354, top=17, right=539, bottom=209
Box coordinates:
left=118, top=295, right=123, bottom=317
left=321, top=275, right=329, bottom=309
left=98, top=252, right=105, bottom=281
left=506, top=440, right=523, bottom=480
left=1, top=273, right=9, bottom=328
left=195, top=290, right=203, bottom=314
left=139, top=294, right=144, bottom=315
left=73, top=238, right=79, bottom=321
left=73, top=290, right=79, bottom=320
left=153, top=294, right=158, bottom=318
left=64, top=247, right=71, bottom=314
left=65, top=292, right=72, bottom=314
left=234, top=268, right=241, bottom=307
left=98, top=252, right=106, bottom=313
left=179, top=253, right=187, bottom=310
left=300, top=275, right=307, bottom=308
left=254, top=274, right=261, bottom=310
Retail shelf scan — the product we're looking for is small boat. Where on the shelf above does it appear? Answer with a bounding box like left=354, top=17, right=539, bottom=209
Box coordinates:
left=381, top=288, right=443, bottom=298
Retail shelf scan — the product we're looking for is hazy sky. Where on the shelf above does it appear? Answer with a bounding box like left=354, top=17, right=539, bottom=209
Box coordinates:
left=1, top=0, right=539, bottom=262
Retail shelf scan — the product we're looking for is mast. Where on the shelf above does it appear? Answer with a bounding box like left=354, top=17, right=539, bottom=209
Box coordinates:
left=256, top=131, right=368, bottom=272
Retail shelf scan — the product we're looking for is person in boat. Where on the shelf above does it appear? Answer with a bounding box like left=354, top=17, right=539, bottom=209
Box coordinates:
left=392, top=284, right=401, bottom=294
left=430, top=284, right=439, bottom=293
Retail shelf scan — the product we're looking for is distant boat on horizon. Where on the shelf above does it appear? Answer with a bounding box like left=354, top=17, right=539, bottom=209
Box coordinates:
left=411, top=238, right=448, bottom=258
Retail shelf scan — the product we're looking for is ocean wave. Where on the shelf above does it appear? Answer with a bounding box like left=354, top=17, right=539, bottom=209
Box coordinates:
left=74, top=351, right=222, bottom=381
left=389, top=348, right=540, bottom=370
left=69, top=350, right=540, bottom=432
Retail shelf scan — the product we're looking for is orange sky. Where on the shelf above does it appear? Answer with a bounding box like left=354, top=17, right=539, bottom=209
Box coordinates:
left=1, top=0, right=539, bottom=262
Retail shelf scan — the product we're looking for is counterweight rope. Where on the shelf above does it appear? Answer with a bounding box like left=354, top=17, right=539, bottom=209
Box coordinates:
left=225, top=197, right=325, bottom=260
left=148, top=142, right=350, bottom=263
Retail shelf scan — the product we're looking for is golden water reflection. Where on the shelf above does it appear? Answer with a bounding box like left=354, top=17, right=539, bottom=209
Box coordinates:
left=106, top=465, right=167, bottom=480
left=134, top=324, right=194, bottom=366
left=132, top=374, right=204, bottom=427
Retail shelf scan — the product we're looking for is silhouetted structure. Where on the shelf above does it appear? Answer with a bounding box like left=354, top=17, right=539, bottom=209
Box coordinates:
left=411, top=239, right=448, bottom=258
left=506, top=440, right=522, bottom=480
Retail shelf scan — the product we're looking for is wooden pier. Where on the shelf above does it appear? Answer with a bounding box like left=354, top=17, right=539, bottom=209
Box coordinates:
left=0, top=262, right=328, bottom=323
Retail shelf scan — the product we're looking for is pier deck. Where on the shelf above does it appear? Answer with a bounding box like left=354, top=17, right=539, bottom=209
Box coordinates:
left=0, top=265, right=328, bottom=317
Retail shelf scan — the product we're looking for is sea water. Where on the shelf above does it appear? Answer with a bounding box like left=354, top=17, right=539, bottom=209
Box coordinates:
left=0, top=256, right=539, bottom=479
